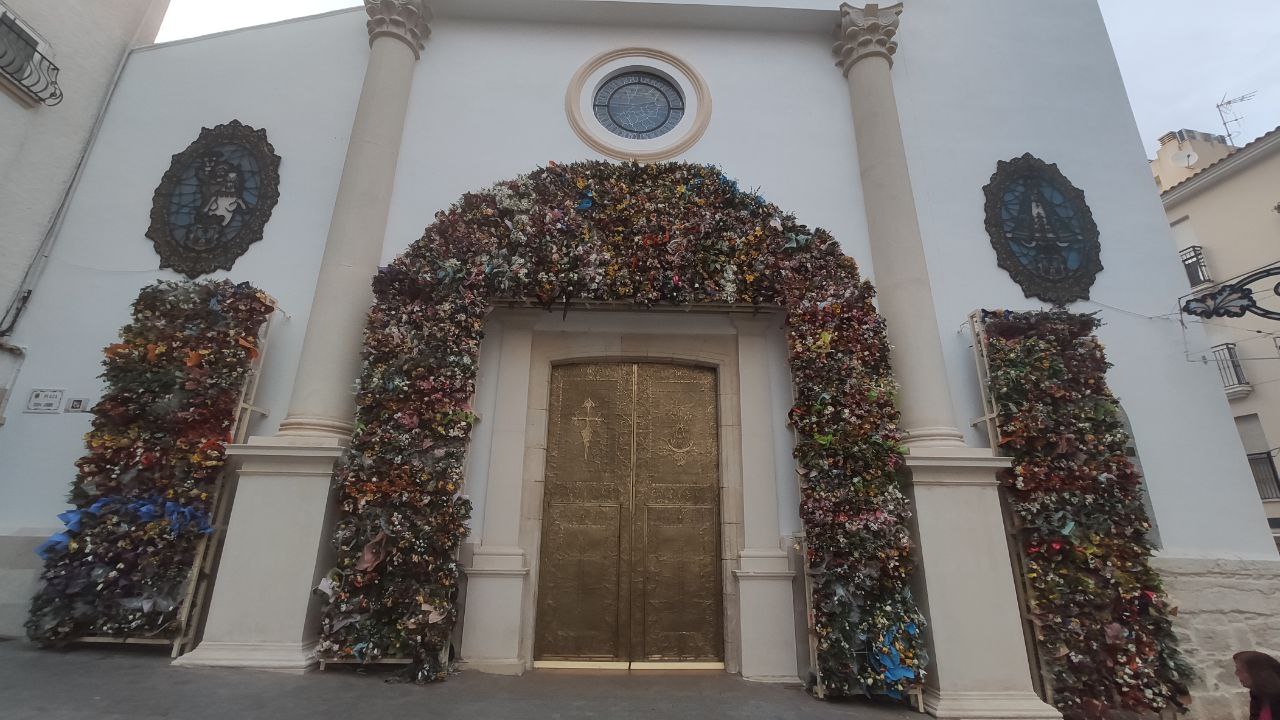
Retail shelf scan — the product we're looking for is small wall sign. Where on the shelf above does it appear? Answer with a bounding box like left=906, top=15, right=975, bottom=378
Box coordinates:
left=25, top=389, right=65, bottom=413
left=65, top=398, right=91, bottom=413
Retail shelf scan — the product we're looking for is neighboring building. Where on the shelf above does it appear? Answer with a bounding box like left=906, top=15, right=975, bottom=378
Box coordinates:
left=1151, top=128, right=1235, bottom=192
left=0, top=0, right=171, bottom=415
left=0, top=3, right=1276, bottom=720
left=1158, top=125, right=1280, bottom=550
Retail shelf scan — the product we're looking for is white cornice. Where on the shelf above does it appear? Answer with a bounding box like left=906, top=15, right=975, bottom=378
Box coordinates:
left=1162, top=129, right=1280, bottom=208
left=137, top=1, right=836, bottom=55
left=428, top=0, right=836, bottom=33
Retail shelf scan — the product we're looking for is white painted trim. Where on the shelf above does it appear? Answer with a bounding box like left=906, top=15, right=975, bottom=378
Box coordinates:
left=630, top=661, right=725, bottom=670
left=923, top=688, right=1063, bottom=719
left=137, top=8, right=364, bottom=52
left=534, top=660, right=629, bottom=670
left=173, top=641, right=318, bottom=671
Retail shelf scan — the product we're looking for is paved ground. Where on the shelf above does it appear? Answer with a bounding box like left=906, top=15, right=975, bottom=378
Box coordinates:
left=0, top=639, right=916, bottom=720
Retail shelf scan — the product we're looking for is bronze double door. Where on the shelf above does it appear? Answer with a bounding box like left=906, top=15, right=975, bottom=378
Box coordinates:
left=534, top=362, right=723, bottom=662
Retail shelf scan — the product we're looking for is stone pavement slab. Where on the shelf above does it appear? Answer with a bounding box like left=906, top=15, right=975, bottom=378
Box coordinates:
left=0, top=639, right=917, bottom=720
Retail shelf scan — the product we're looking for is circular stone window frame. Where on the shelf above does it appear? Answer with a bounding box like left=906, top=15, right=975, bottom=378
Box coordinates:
left=566, top=48, right=712, bottom=162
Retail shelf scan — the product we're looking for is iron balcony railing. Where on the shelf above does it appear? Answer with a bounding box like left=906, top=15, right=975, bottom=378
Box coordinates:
left=1247, top=452, right=1280, bottom=501
left=1211, top=343, right=1248, bottom=388
left=0, top=13, right=61, bottom=106
left=1180, top=245, right=1212, bottom=287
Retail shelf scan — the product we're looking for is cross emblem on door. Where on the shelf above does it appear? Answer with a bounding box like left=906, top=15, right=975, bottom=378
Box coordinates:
left=572, top=398, right=605, bottom=460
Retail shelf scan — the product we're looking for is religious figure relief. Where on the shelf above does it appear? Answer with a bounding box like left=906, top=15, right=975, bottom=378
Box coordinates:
left=146, top=120, right=281, bottom=278
left=189, top=155, right=250, bottom=250
left=983, top=153, right=1102, bottom=306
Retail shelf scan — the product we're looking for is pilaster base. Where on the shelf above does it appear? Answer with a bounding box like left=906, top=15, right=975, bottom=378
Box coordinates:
left=459, top=546, right=528, bottom=668
left=734, top=548, right=800, bottom=683
left=905, top=447, right=1058, bottom=720
left=460, top=659, right=528, bottom=675
left=924, top=689, right=1062, bottom=720
left=173, top=641, right=318, bottom=673
left=180, top=436, right=343, bottom=666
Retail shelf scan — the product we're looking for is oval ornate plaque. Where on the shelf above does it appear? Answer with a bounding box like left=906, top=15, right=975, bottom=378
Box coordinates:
left=146, top=120, right=281, bottom=278
left=983, top=153, right=1101, bottom=306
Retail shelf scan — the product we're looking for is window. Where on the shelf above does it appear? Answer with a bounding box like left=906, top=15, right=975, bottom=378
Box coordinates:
left=1179, top=246, right=1212, bottom=287
left=0, top=5, right=61, bottom=106
left=1247, top=452, right=1280, bottom=501
left=1212, top=343, right=1248, bottom=388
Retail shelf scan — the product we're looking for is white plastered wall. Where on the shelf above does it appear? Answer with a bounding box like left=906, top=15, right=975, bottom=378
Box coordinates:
left=0, top=11, right=368, bottom=635
left=888, top=0, right=1277, bottom=560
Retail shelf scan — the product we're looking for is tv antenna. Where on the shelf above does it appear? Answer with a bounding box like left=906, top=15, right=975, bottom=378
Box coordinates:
left=1217, top=90, right=1256, bottom=147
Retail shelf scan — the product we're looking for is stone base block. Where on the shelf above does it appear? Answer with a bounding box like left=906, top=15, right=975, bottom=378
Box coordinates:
left=924, top=689, right=1063, bottom=719
left=461, top=659, right=527, bottom=675
left=460, top=547, right=528, bottom=667
left=0, top=533, right=44, bottom=638
left=173, top=641, right=317, bottom=672
left=735, top=548, right=800, bottom=683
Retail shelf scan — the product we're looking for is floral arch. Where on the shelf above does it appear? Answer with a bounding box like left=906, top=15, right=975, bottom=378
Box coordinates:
left=317, top=161, right=926, bottom=696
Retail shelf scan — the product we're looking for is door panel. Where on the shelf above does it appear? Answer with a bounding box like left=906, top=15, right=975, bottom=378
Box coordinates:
left=535, top=362, right=721, bottom=662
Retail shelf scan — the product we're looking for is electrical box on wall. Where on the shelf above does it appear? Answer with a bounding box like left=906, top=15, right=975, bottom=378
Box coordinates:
left=65, top=397, right=91, bottom=412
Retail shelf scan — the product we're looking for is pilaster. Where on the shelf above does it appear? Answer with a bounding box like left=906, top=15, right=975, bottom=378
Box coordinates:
left=834, top=3, right=963, bottom=449
left=834, top=6, right=1059, bottom=718
left=182, top=2, right=431, bottom=669
left=460, top=314, right=537, bottom=672
left=173, top=437, right=345, bottom=670
left=732, top=317, right=800, bottom=682
left=278, top=0, right=430, bottom=438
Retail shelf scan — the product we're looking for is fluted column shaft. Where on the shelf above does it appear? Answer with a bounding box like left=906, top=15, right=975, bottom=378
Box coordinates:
left=279, top=0, right=430, bottom=437
left=835, top=3, right=963, bottom=449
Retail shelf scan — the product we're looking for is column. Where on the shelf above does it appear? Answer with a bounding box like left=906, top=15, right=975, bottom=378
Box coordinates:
left=175, top=0, right=431, bottom=670
left=460, top=315, right=537, bottom=674
left=834, top=5, right=1060, bottom=718
left=732, top=318, right=801, bottom=682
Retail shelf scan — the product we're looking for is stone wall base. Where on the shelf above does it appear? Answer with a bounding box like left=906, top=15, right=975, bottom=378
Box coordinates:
left=0, top=534, right=43, bottom=638
left=1154, top=557, right=1280, bottom=720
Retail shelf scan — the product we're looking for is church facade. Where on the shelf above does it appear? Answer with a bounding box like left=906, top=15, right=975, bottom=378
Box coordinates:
left=0, top=2, right=1277, bottom=719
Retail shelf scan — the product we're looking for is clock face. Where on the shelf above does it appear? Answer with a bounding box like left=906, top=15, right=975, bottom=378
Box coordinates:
left=593, top=71, right=685, bottom=140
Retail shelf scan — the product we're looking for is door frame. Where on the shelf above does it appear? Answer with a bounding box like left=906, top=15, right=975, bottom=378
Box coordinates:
left=532, top=361, right=725, bottom=665
left=458, top=308, right=804, bottom=680
left=519, top=321, right=747, bottom=673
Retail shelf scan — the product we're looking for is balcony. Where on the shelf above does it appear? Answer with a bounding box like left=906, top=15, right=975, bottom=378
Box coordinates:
left=1180, top=246, right=1212, bottom=288
left=0, top=12, right=61, bottom=106
left=1211, top=343, right=1252, bottom=400
left=1248, top=452, right=1280, bottom=501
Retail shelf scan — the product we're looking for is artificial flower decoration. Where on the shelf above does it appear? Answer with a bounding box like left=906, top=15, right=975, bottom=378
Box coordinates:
left=981, top=309, right=1193, bottom=715
left=318, top=161, right=927, bottom=695
left=27, top=280, right=274, bottom=645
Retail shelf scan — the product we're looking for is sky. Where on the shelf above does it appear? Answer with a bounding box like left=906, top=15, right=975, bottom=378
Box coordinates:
left=156, top=0, right=1280, bottom=157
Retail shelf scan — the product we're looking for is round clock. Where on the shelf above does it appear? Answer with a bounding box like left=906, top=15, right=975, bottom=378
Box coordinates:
left=593, top=71, right=685, bottom=141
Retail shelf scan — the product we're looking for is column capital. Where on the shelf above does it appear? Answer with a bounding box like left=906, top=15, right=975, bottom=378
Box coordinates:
left=365, top=0, right=431, bottom=59
left=833, top=2, right=902, bottom=75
